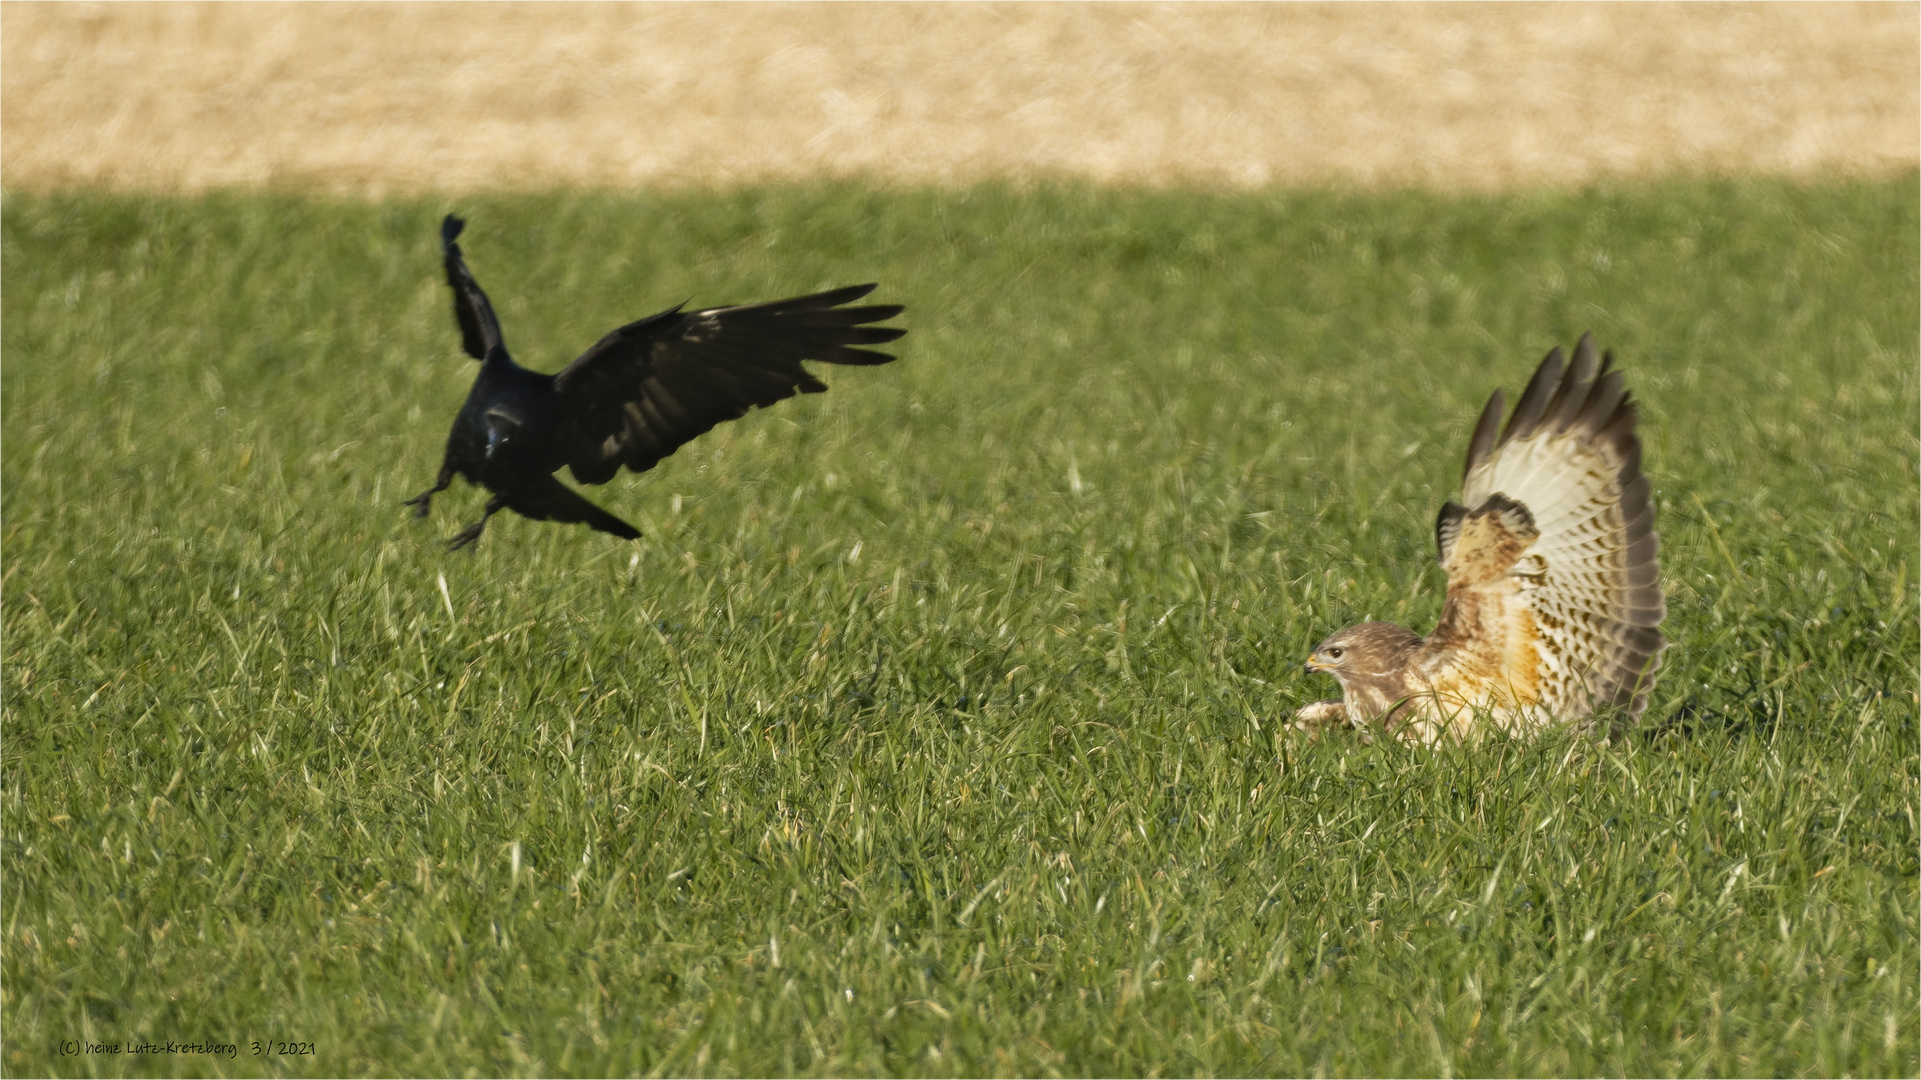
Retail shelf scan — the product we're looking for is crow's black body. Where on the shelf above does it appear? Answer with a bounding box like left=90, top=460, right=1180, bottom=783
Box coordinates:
left=406, top=216, right=905, bottom=549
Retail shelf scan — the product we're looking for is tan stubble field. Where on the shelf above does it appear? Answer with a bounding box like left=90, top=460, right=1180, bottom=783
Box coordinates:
left=3, top=2, right=1915, bottom=193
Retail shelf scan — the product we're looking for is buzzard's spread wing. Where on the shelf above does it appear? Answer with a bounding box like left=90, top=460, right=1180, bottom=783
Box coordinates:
left=441, top=215, right=506, bottom=362
left=547, top=285, right=904, bottom=484
left=1415, top=335, right=1664, bottom=736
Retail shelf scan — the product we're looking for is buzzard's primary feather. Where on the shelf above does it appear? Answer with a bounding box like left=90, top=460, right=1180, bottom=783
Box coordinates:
left=1296, top=335, right=1665, bottom=743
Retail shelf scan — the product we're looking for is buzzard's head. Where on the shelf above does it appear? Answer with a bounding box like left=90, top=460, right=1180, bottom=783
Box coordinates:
left=1304, top=622, right=1422, bottom=720
left=1304, top=622, right=1420, bottom=675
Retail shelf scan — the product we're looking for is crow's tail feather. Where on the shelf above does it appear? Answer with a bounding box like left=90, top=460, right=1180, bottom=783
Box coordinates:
left=513, top=476, right=640, bottom=540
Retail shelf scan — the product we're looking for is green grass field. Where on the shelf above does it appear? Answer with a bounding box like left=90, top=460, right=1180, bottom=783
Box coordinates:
left=4, top=178, right=1916, bottom=1077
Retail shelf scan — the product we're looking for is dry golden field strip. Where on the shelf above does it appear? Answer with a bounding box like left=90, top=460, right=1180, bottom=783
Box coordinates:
left=3, top=1, right=1916, bottom=192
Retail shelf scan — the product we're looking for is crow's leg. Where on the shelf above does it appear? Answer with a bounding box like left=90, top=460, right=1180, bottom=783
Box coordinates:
left=446, top=495, right=506, bottom=551
left=403, top=465, right=456, bottom=519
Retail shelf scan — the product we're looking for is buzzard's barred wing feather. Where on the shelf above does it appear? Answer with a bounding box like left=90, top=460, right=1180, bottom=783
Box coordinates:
left=548, top=285, right=905, bottom=485
left=1441, top=333, right=1665, bottom=728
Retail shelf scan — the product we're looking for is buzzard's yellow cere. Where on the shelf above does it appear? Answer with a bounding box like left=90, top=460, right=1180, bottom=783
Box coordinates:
left=1296, top=335, right=1665, bottom=743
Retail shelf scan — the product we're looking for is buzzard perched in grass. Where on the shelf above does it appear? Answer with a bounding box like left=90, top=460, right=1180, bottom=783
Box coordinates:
left=1295, top=335, right=1665, bottom=742
left=406, top=215, right=905, bottom=549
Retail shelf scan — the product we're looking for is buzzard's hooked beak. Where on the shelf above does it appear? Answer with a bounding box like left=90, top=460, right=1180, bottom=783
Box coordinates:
left=1304, top=656, right=1332, bottom=674
left=485, top=428, right=504, bottom=458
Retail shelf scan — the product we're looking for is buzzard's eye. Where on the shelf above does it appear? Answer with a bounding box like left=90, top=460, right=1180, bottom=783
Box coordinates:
left=1328, top=647, right=1344, bottom=660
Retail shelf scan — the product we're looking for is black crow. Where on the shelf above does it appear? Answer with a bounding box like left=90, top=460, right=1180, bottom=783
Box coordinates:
left=405, top=215, right=905, bottom=549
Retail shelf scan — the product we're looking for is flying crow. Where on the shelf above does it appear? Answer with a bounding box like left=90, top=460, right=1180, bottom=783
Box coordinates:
left=405, top=215, right=905, bottom=549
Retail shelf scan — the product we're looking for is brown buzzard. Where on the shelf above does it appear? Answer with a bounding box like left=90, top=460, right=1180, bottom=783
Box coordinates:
left=1295, top=335, right=1665, bottom=743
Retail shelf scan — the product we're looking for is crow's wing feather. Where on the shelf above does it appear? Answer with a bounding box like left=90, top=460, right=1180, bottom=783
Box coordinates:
left=549, top=285, right=904, bottom=484
left=442, top=215, right=506, bottom=362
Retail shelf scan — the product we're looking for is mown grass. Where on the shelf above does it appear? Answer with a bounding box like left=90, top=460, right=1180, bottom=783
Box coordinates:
left=3, top=178, right=1916, bottom=1077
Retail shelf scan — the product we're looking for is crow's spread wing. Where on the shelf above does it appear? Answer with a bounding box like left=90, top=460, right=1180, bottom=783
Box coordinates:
left=547, top=284, right=904, bottom=484
left=442, top=215, right=506, bottom=362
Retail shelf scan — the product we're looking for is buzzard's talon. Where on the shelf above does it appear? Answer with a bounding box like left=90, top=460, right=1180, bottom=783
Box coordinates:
left=1288, top=700, right=1377, bottom=745
left=1289, top=700, right=1346, bottom=734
